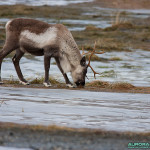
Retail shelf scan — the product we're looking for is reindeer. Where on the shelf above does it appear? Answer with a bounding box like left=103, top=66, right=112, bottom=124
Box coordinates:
left=0, top=18, right=103, bottom=87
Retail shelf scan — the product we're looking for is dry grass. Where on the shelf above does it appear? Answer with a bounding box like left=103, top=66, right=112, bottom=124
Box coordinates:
left=4, top=80, right=19, bottom=84
left=86, top=80, right=109, bottom=88
left=111, top=11, right=129, bottom=26
left=85, top=25, right=101, bottom=31
left=96, top=38, right=129, bottom=51
left=86, top=80, right=134, bottom=90
left=85, top=54, right=102, bottom=61
left=3, top=76, right=61, bottom=85
left=0, top=5, right=83, bottom=19
left=101, top=70, right=116, bottom=78
left=104, top=22, right=134, bottom=31
left=108, top=82, right=135, bottom=89
left=112, top=12, right=121, bottom=26
left=30, top=77, right=60, bottom=84
left=1, top=122, right=150, bottom=139
left=109, top=57, right=122, bottom=61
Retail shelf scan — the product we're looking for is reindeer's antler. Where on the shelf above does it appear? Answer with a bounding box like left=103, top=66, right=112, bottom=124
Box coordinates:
left=82, top=47, right=91, bottom=56
left=82, top=42, right=104, bottom=79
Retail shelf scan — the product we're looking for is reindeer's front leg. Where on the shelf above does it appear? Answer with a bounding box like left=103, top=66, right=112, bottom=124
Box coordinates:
left=55, top=57, right=74, bottom=88
left=12, top=49, right=29, bottom=85
left=43, top=54, right=51, bottom=87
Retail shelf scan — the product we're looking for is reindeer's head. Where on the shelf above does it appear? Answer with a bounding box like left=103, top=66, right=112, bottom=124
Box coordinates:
left=71, top=56, right=87, bottom=87
left=71, top=42, right=104, bottom=87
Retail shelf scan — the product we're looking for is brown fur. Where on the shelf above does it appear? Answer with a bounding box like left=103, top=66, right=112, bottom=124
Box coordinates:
left=0, top=18, right=87, bottom=87
left=8, top=18, right=51, bottom=34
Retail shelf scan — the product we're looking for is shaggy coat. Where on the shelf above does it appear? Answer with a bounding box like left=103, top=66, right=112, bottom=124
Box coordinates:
left=0, top=18, right=87, bottom=87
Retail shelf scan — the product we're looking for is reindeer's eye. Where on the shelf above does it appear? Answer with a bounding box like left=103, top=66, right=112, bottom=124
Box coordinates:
left=80, top=56, right=86, bottom=66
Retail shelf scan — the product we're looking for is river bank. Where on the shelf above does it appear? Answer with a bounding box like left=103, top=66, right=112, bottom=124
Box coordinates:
left=1, top=81, right=150, bottom=94
left=0, top=122, right=149, bottom=150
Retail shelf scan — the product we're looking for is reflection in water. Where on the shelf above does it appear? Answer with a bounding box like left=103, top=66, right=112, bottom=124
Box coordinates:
left=0, top=87, right=150, bottom=132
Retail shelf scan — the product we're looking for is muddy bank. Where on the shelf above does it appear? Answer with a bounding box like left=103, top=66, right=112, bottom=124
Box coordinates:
left=1, top=81, right=150, bottom=94
left=0, top=122, right=149, bottom=150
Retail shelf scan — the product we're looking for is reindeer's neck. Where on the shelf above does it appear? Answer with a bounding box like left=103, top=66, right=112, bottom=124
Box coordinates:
left=59, top=32, right=82, bottom=67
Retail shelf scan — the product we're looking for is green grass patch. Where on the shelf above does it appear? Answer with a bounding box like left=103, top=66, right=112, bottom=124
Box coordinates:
left=97, top=66, right=111, bottom=68
left=121, top=64, right=142, bottom=69
left=104, top=23, right=134, bottom=31
left=101, top=70, right=116, bottom=77
left=109, top=57, right=122, bottom=61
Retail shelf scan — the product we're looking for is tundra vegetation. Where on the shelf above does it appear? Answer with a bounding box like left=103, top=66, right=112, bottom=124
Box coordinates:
left=0, top=3, right=149, bottom=90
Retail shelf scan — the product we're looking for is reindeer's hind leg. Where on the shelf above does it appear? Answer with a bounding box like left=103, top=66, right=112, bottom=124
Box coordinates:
left=43, top=54, right=52, bottom=87
left=55, top=57, right=74, bottom=88
left=12, top=49, right=29, bottom=85
left=0, top=44, right=18, bottom=84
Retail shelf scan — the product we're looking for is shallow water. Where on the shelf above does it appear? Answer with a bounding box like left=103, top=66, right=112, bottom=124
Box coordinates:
left=95, top=7, right=150, bottom=19
left=95, top=49, right=150, bottom=86
left=0, top=0, right=93, bottom=6
left=0, top=86, right=150, bottom=132
left=0, top=146, right=32, bottom=150
left=1, top=49, right=150, bottom=86
left=0, top=2, right=150, bottom=86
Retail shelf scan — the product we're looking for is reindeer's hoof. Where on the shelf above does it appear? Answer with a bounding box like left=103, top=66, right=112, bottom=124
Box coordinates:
left=43, top=82, right=52, bottom=87
left=66, top=84, right=75, bottom=88
left=19, top=81, right=30, bottom=85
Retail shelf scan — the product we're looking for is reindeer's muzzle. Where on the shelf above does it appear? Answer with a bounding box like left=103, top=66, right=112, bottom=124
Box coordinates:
left=75, top=81, right=85, bottom=87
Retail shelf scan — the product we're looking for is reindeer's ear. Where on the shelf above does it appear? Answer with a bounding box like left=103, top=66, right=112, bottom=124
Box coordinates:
left=80, top=56, right=86, bottom=66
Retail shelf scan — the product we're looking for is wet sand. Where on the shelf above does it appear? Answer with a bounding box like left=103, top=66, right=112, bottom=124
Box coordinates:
left=0, top=122, right=150, bottom=150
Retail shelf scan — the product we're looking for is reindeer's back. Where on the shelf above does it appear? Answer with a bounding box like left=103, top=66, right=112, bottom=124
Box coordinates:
left=6, top=18, right=51, bottom=34
left=54, top=24, right=82, bottom=66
